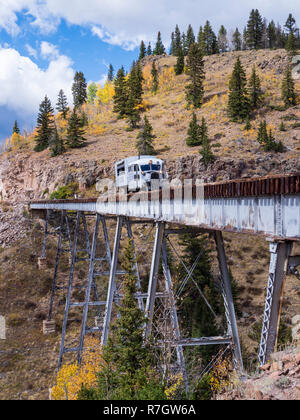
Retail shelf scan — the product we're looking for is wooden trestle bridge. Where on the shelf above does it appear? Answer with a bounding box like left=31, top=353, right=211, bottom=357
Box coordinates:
left=30, top=172, right=300, bottom=387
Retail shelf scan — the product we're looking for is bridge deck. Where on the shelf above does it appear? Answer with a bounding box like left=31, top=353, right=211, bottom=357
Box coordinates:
left=30, top=173, right=300, bottom=240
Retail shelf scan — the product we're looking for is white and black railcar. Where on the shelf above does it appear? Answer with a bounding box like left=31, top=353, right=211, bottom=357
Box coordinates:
left=115, top=156, right=168, bottom=192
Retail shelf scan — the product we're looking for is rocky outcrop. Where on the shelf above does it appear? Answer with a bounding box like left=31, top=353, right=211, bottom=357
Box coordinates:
left=218, top=347, right=300, bottom=400
left=0, top=152, right=111, bottom=247
left=140, top=49, right=291, bottom=76
left=166, top=154, right=300, bottom=183
left=0, top=153, right=110, bottom=203
left=0, top=203, right=31, bottom=247
left=292, top=315, right=300, bottom=344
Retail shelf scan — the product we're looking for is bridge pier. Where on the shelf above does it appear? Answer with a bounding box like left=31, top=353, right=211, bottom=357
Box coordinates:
left=101, top=216, right=124, bottom=346
left=145, top=222, right=165, bottom=338
left=215, top=231, right=244, bottom=373
left=258, top=240, right=293, bottom=366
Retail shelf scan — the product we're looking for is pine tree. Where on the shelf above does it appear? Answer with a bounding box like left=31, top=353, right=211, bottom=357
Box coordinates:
left=257, top=120, right=268, bottom=145
left=285, top=13, right=297, bottom=34
left=79, top=240, right=165, bottom=400
left=186, top=112, right=201, bottom=146
left=66, top=109, right=86, bottom=149
left=282, top=67, right=297, bottom=107
left=13, top=120, right=20, bottom=134
left=139, top=40, right=146, bottom=60
left=136, top=116, right=156, bottom=155
left=125, top=63, right=144, bottom=129
left=267, top=21, right=277, bottom=49
left=174, top=45, right=185, bottom=75
left=181, top=32, right=188, bottom=55
left=197, top=26, right=205, bottom=51
left=153, top=31, right=165, bottom=55
left=80, top=110, right=88, bottom=127
left=147, top=42, right=152, bottom=56
left=129, top=62, right=143, bottom=103
left=242, top=27, right=248, bottom=50
left=232, top=28, right=242, bottom=51
left=268, top=130, right=284, bottom=153
left=170, top=32, right=175, bottom=55
left=203, top=21, right=218, bottom=55
left=218, top=25, right=228, bottom=53
left=227, top=57, right=250, bottom=122
left=285, top=32, right=297, bottom=56
left=257, top=121, right=284, bottom=152
left=126, top=93, right=141, bottom=130
left=186, top=24, right=195, bottom=52
left=200, top=137, right=214, bottom=166
left=113, top=66, right=128, bottom=119
left=151, top=62, right=159, bottom=93
left=174, top=24, right=182, bottom=56
left=34, top=95, right=55, bottom=152
left=72, top=71, right=87, bottom=108
left=199, top=117, right=214, bottom=166
left=279, top=121, right=286, bottom=132
left=243, top=116, right=252, bottom=131
left=50, top=126, right=65, bottom=157
left=248, top=66, right=262, bottom=109
left=185, top=43, right=205, bottom=108
left=56, top=89, right=69, bottom=119
left=106, top=239, right=148, bottom=386
left=108, top=64, right=114, bottom=82
left=246, top=9, right=263, bottom=49
left=275, top=24, right=285, bottom=48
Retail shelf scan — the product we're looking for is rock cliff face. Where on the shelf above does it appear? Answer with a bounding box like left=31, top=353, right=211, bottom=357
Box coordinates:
left=218, top=345, right=300, bottom=400
left=166, top=154, right=300, bottom=183
left=0, top=152, right=110, bottom=246
left=0, top=152, right=110, bottom=203
left=1, top=150, right=300, bottom=203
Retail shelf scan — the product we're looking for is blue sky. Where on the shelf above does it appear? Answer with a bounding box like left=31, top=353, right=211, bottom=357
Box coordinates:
left=0, top=0, right=299, bottom=144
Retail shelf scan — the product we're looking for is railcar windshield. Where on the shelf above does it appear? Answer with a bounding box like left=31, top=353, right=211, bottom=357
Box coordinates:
left=141, top=164, right=161, bottom=172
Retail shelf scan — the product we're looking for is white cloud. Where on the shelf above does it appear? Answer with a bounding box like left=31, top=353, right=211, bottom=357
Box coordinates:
left=2, top=1, right=299, bottom=50
left=0, top=45, right=74, bottom=117
left=91, top=25, right=141, bottom=51
left=25, top=43, right=38, bottom=59
left=40, top=41, right=59, bottom=59
left=0, top=0, right=28, bottom=36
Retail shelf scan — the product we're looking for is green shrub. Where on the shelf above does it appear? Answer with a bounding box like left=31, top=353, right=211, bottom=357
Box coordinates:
left=50, top=183, right=79, bottom=200
left=191, top=374, right=213, bottom=400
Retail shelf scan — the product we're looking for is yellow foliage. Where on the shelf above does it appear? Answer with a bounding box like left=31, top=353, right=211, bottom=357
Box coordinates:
left=51, top=337, right=103, bottom=400
left=96, top=81, right=115, bottom=106
left=87, top=124, right=108, bottom=136
left=5, top=132, right=27, bottom=151
left=203, top=95, right=219, bottom=109
left=143, top=63, right=176, bottom=93
left=209, top=357, right=232, bottom=394
left=55, top=113, right=69, bottom=136
left=244, top=128, right=256, bottom=138
left=165, top=374, right=184, bottom=400
left=158, top=67, right=176, bottom=92
left=142, top=63, right=153, bottom=91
